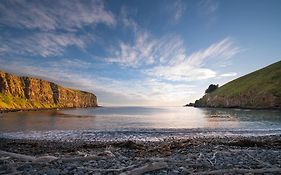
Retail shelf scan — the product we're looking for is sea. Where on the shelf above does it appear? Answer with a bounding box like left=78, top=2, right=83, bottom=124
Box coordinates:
left=1, top=106, right=281, bottom=142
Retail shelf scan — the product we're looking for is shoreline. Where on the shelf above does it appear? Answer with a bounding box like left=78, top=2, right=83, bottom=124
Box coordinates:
left=0, top=105, right=102, bottom=114
left=188, top=105, right=281, bottom=111
left=2, top=104, right=281, bottom=114
left=1, top=135, right=281, bottom=174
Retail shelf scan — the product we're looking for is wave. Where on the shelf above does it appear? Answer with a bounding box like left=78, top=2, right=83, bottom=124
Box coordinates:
left=1, top=128, right=281, bottom=142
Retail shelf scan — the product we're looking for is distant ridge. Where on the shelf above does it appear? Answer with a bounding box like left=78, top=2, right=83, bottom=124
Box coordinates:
left=0, top=70, right=98, bottom=111
left=194, top=60, right=281, bottom=109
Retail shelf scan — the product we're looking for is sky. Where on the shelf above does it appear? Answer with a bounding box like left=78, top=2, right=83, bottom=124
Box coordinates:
left=0, top=0, right=281, bottom=106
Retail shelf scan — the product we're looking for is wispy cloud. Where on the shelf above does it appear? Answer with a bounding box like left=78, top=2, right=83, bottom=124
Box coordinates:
left=146, top=65, right=217, bottom=81
left=106, top=32, right=158, bottom=67
left=220, top=72, right=238, bottom=77
left=1, top=32, right=90, bottom=57
left=106, top=32, right=187, bottom=68
left=0, top=0, right=116, bottom=31
left=186, top=38, right=240, bottom=67
left=0, top=0, right=113, bottom=57
left=145, top=37, right=240, bottom=81
left=108, top=7, right=188, bottom=68
left=106, top=21, right=239, bottom=81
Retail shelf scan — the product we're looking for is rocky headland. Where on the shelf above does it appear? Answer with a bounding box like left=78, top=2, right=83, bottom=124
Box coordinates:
left=0, top=71, right=97, bottom=112
left=194, top=60, right=281, bottom=109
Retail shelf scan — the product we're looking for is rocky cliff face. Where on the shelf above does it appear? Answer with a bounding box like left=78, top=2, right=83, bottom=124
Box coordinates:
left=0, top=71, right=97, bottom=110
left=194, top=92, right=280, bottom=109
left=194, top=60, right=281, bottom=109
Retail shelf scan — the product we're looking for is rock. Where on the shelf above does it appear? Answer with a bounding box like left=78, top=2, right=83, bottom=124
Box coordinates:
left=98, top=150, right=115, bottom=158
left=0, top=70, right=98, bottom=111
left=179, top=166, right=189, bottom=173
left=34, top=155, right=58, bottom=163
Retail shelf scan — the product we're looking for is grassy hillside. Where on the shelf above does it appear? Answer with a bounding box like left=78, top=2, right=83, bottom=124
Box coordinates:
left=194, top=60, right=281, bottom=108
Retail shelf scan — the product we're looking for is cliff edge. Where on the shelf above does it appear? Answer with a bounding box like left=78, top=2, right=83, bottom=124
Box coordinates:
left=194, top=60, right=281, bottom=109
left=0, top=71, right=97, bottom=111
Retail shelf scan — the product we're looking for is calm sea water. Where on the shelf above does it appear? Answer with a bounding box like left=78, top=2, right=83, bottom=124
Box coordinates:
left=1, top=107, right=281, bottom=141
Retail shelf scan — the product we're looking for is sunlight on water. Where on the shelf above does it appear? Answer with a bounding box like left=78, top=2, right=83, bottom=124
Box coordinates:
left=1, top=107, right=281, bottom=142
left=0, top=107, right=281, bottom=132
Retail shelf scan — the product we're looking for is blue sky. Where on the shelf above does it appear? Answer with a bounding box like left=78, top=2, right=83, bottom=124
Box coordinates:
left=0, top=0, right=281, bottom=106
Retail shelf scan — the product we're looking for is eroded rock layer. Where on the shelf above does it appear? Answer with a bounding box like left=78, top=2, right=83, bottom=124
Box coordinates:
left=0, top=71, right=97, bottom=110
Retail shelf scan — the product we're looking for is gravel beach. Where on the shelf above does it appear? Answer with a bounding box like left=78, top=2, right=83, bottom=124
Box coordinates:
left=1, top=135, right=281, bottom=175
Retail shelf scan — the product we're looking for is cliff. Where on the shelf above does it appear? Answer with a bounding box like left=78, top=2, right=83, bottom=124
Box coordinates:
left=0, top=70, right=98, bottom=111
left=194, top=60, right=281, bottom=109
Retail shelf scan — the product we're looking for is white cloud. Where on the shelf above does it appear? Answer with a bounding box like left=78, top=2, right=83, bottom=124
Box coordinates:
left=1, top=32, right=90, bottom=57
left=0, top=0, right=116, bottom=31
left=147, top=65, right=217, bottom=81
left=145, top=37, right=239, bottom=81
left=220, top=72, right=237, bottom=77
left=186, top=38, right=240, bottom=67
left=108, top=8, right=188, bottom=68
left=106, top=32, right=157, bottom=67
left=142, top=79, right=196, bottom=105
left=0, top=0, right=114, bottom=57
left=106, top=32, right=187, bottom=67
left=107, top=31, right=239, bottom=81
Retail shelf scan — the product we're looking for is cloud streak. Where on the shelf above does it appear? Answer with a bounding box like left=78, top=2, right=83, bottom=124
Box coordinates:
left=106, top=32, right=187, bottom=68
left=220, top=72, right=238, bottom=77
left=0, top=0, right=116, bottom=31
left=1, top=32, right=90, bottom=57
left=106, top=32, right=157, bottom=67
left=186, top=38, right=240, bottom=67
left=146, top=37, right=239, bottom=81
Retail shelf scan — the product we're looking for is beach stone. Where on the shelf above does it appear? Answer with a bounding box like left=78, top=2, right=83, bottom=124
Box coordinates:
left=179, top=166, right=189, bottom=173
left=98, top=150, right=115, bottom=158
left=46, top=168, right=60, bottom=175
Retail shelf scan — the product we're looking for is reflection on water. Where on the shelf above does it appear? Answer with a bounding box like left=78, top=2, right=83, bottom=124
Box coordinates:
left=0, top=107, right=281, bottom=132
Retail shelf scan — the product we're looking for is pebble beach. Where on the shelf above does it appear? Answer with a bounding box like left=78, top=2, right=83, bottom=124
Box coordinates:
left=1, top=134, right=281, bottom=175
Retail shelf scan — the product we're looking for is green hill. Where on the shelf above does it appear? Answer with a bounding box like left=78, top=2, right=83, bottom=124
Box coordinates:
left=194, top=60, right=281, bottom=109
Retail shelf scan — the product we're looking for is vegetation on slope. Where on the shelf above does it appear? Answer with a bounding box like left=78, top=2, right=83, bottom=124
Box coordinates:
left=194, top=60, right=281, bottom=108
